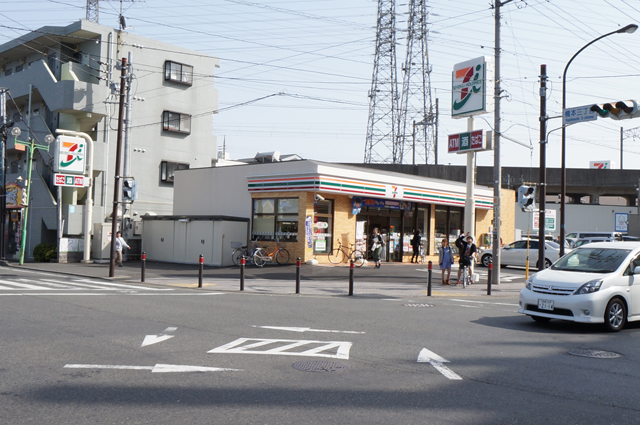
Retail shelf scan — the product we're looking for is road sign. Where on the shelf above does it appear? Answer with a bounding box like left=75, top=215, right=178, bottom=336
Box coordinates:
left=54, top=173, right=89, bottom=187
left=563, top=105, right=598, bottom=125
left=532, top=209, right=556, bottom=232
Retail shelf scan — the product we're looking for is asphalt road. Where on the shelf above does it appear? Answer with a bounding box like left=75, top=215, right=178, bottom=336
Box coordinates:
left=2, top=269, right=639, bottom=424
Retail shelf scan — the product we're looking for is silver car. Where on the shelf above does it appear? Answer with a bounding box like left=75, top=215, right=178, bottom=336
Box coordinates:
left=480, top=239, right=562, bottom=269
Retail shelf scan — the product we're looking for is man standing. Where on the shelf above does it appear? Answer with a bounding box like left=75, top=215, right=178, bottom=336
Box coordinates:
left=115, top=231, right=130, bottom=267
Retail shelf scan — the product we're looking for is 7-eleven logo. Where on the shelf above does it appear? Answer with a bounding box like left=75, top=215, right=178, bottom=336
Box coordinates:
left=56, top=136, right=86, bottom=174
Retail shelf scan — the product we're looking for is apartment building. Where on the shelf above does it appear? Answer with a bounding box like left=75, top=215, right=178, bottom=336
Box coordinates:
left=0, top=20, right=220, bottom=261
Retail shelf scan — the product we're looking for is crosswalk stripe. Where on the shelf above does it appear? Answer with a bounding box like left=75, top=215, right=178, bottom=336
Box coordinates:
left=0, top=278, right=172, bottom=292
left=0, top=279, right=52, bottom=290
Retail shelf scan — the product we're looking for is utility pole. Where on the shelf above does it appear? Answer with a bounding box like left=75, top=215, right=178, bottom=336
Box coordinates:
left=109, top=57, right=128, bottom=277
left=0, top=89, right=6, bottom=261
left=491, top=0, right=512, bottom=286
left=122, top=51, right=133, bottom=240
left=538, top=64, right=547, bottom=271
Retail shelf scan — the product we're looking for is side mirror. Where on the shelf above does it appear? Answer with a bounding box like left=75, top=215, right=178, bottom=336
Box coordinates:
left=634, top=266, right=640, bottom=275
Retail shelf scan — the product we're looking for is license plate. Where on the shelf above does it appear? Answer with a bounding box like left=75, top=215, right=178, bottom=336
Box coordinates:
left=538, top=299, right=554, bottom=311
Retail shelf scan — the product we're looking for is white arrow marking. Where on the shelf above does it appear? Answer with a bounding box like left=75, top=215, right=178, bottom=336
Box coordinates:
left=64, top=364, right=242, bottom=373
left=417, top=348, right=462, bottom=380
left=253, top=325, right=365, bottom=334
left=141, top=335, right=174, bottom=347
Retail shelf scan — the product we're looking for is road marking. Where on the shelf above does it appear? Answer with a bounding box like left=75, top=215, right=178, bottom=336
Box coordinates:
left=208, top=338, right=352, bottom=359
left=64, top=364, right=242, bottom=373
left=0, top=277, right=174, bottom=292
left=253, top=325, right=365, bottom=334
left=450, top=299, right=519, bottom=307
left=141, top=327, right=177, bottom=347
left=417, top=348, right=462, bottom=380
left=0, top=279, right=51, bottom=290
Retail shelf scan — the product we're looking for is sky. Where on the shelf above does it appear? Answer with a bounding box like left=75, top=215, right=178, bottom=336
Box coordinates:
left=2, top=0, right=640, bottom=173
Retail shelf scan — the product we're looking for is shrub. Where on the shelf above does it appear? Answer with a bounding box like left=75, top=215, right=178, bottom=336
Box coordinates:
left=33, top=243, right=57, bottom=262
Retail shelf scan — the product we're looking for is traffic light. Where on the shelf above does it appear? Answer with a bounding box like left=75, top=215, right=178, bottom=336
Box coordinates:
left=518, top=185, right=536, bottom=212
left=122, top=177, right=137, bottom=202
left=590, top=100, right=639, bottom=120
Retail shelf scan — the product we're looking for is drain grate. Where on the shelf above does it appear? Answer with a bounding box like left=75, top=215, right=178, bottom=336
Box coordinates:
left=568, top=348, right=621, bottom=359
left=404, top=303, right=434, bottom=308
left=291, top=361, right=347, bottom=373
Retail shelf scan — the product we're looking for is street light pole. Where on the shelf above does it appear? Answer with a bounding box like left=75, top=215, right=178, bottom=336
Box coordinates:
left=560, top=24, right=638, bottom=256
left=11, top=128, right=53, bottom=265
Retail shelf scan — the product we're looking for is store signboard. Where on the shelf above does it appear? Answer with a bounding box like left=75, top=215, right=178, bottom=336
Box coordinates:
left=55, top=136, right=86, bottom=175
left=448, top=130, right=491, bottom=153
left=360, top=197, right=413, bottom=211
left=451, top=56, right=491, bottom=118
left=54, top=173, right=89, bottom=187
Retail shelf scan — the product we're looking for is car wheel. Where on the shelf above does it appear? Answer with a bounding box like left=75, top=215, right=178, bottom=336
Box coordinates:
left=481, top=254, right=492, bottom=267
left=544, top=258, right=552, bottom=269
left=604, top=298, right=626, bottom=332
left=531, top=315, right=551, bottom=324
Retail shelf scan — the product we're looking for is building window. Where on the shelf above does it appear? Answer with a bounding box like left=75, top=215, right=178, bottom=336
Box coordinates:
left=164, top=61, right=193, bottom=85
left=313, top=199, right=333, bottom=254
left=252, top=198, right=298, bottom=241
left=162, top=111, right=191, bottom=134
left=160, top=161, right=189, bottom=183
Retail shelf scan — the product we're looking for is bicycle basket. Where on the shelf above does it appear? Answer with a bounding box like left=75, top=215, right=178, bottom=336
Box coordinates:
left=230, top=242, right=243, bottom=249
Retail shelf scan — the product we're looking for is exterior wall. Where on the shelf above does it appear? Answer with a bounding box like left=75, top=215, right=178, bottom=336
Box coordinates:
left=515, top=203, right=638, bottom=238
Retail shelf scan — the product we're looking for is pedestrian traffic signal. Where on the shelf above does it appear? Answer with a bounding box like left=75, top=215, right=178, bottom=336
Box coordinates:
left=590, top=100, right=639, bottom=120
left=122, top=177, right=137, bottom=202
left=518, top=185, right=536, bottom=212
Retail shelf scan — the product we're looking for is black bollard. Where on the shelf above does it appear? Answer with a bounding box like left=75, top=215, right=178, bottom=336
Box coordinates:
left=141, top=251, right=146, bottom=283
left=427, top=260, right=432, bottom=296
left=240, top=256, right=245, bottom=291
left=198, top=254, right=204, bottom=288
left=295, top=257, right=301, bottom=294
left=487, top=261, right=493, bottom=296
left=348, top=259, right=354, bottom=296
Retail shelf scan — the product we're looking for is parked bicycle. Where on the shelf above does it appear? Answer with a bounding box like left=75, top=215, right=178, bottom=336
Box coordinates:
left=459, top=263, right=470, bottom=289
left=253, top=242, right=290, bottom=267
left=328, top=239, right=365, bottom=267
left=231, top=240, right=260, bottom=266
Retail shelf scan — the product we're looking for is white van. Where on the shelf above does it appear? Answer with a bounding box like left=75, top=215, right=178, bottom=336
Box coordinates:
left=566, top=232, right=623, bottom=247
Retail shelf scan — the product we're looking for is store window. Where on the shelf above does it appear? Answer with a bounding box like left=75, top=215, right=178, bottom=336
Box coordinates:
left=313, top=199, right=333, bottom=253
left=252, top=198, right=298, bottom=241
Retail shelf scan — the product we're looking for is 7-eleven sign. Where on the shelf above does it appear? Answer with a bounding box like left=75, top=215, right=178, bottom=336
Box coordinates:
left=55, top=136, right=86, bottom=175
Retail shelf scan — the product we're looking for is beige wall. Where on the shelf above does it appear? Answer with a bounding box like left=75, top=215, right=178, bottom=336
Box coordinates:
left=250, top=188, right=516, bottom=264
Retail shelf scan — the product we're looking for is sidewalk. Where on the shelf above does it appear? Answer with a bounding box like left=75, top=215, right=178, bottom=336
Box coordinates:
left=1, top=257, right=524, bottom=298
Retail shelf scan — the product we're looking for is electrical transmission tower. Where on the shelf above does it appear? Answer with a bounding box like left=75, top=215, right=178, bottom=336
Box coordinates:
left=397, top=0, right=437, bottom=165
left=86, top=0, right=99, bottom=22
left=364, top=0, right=400, bottom=164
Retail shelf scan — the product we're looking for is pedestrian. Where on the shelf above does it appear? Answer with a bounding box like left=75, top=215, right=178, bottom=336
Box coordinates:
left=439, top=238, right=453, bottom=284
left=371, top=227, right=385, bottom=269
left=115, top=231, right=130, bottom=267
left=410, top=229, right=421, bottom=263
left=457, top=235, right=478, bottom=284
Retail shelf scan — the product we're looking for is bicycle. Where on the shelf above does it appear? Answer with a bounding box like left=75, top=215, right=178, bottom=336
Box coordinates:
left=459, top=262, right=471, bottom=289
left=253, top=242, right=290, bottom=267
left=231, top=240, right=260, bottom=266
left=328, top=239, right=365, bottom=267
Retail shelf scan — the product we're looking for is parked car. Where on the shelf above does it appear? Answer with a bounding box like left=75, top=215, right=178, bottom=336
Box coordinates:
left=572, top=238, right=615, bottom=248
left=480, top=239, right=562, bottom=268
left=518, top=242, right=640, bottom=331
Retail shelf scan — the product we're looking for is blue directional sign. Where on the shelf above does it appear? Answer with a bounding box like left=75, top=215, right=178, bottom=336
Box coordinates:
left=563, top=105, right=598, bottom=125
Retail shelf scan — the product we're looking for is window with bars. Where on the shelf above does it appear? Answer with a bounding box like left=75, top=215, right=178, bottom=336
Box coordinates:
left=164, top=60, right=193, bottom=85
left=162, top=111, right=191, bottom=134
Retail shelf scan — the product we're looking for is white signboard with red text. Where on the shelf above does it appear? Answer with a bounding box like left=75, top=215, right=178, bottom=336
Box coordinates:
left=54, top=173, right=89, bottom=187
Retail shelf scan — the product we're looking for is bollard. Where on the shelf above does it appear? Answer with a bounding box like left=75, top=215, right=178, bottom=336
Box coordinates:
left=487, top=261, right=493, bottom=296
left=348, top=259, right=354, bottom=296
left=141, top=251, right=146, bottom=283
left=295, top=257, right=301, bottom=294
left=198, top=254, right=204, bottom=288
left=240, top=256, right=245, bottom=291
left=427, top=260, right=432, bottom=296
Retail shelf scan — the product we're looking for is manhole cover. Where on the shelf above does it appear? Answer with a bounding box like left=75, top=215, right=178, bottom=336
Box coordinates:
left=291, top=361, right=347, bottom=373
left=567, top=349, right=621, bottom=359
left=403, top=303, right=434, bottom=308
